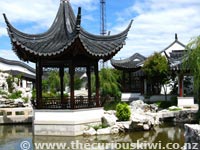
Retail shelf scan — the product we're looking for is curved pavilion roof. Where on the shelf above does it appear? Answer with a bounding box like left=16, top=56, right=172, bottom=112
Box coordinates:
left=111, top=53, right=146, bottom=71
left=3, top=0, right=132, bottom=63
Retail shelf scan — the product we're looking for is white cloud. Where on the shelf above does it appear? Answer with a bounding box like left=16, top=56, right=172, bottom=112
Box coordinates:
left=0, top=0, right=98, bottom=36
left=112, top=0, right=200, bottom=59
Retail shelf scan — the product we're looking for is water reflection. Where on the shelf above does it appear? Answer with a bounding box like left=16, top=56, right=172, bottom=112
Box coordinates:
left=0, top=123, right=186, bottom=150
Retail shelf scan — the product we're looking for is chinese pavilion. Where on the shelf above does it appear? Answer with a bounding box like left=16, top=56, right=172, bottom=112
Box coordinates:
left=3, top=0, right=132, bottom=136
left=112, top=34, right=191, bottom=101
left=111, top=53, right=146, bottom=94
left=4, top=0, right=132, bottom=109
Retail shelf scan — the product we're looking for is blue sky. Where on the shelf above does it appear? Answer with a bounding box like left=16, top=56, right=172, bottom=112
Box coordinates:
left=0, top=0, right=200, bottom=67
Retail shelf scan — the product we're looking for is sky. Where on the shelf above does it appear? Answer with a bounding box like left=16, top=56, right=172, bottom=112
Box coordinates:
left=0, top=0, right=200, bottom=67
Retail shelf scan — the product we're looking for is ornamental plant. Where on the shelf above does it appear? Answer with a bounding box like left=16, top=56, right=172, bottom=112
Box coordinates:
left=116, top=102, right=131, bottom=121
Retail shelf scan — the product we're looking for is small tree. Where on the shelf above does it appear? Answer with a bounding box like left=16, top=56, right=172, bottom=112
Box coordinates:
left=99, top=68, right=121, bottom=99
left=142, top=52, right=170, bottom=100
left=183, top=36, right=200, bottom=103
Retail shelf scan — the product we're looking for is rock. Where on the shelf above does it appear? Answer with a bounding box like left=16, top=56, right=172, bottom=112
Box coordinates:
left=169, top=106, right=180, bottom=110
left=150, top=104, right=158, bottom=112
left=97, top=127, right=111, bottom=135
left=130, top=100, right=144, bottom=112
left=185, top=124, right=200, bottom=149
left=102, top=113, right=117, bottom=127
left=83, top=128, right=96, bottom=136
left=104, top=110, right=116, bottom=115
left=130, top=113, right=155, bottom=131
left=130, top=100, right=158, bottom=113
left=143, top=124, right=150, bottom=130
left=14, top=99, right=24, bottom=104
left=110, top=125, right=119, bottom=134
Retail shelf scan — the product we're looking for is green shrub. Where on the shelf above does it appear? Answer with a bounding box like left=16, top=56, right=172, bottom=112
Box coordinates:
left=170, top=96, right=177, bottom=106
left=103, top=100, right=120, bottom=111
left=116, top=103, right=131, bottom=121
left=22, top=97, right=29, bottom=103
left=158, top=101, right=172, bottom=109
left=7, top=91, right=22, bottom=99
left=6, top=76, right=14, bottom=93
left=0, top=90, right=8, bottom=96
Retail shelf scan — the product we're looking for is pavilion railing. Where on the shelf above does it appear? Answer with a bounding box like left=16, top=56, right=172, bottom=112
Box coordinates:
left=31, top=96, right=101, bottom=109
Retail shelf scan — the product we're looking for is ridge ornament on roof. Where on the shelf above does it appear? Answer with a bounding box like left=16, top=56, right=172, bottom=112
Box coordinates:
left=3, top=1, right=132, bottom=63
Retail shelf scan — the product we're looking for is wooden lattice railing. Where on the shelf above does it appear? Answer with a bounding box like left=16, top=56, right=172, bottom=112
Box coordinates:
left=31, top=96, right=101, bottom=109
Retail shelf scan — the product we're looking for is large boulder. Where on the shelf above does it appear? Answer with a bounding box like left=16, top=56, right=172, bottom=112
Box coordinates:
left=83, top=128, right=96, bottom=136
left=97, top=127, right=111, bottom=135
left=130, top=113, right=156, bottom=131
left=130, top=100, right=158, bottom=113
left=110, top=125, right=120, bottom=134
left=102, top=113, right=117, bottom=127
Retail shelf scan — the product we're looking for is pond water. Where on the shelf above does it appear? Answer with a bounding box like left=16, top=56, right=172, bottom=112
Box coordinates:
left=0, top=123, right=186, bottom=150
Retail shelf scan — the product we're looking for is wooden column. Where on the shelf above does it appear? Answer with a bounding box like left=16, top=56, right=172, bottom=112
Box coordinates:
left=129, top=72, right=132, bottom=92
left=178, top=74, right=184, bottom=97
left=95, top=63, right=100, bottom=107
left=59, top=67, right=64, bottom=106
left=86, top=66, right=91, bottom=106
left=36, top=60, right=42, bottom=109
left=143, top=78, right=147, bottom=95
left=140, top=77, right=144, bottom=94
left=69, top=65, right=75, bottom=109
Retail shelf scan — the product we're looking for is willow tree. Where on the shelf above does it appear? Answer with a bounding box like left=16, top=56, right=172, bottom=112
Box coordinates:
left=91, top=68, right=121, bottom=100
left=142, top=52, right=170, bottom=100
left=183, top=36, right=200, bottom=101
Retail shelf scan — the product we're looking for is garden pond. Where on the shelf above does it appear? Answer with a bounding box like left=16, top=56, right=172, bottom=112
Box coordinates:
left=0, top=123, right=190, bottom=150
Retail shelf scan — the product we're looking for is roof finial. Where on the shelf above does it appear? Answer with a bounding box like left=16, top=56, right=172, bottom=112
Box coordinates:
left=61, top=0, right=69, bottom=3
left=175, top=33, right=178, bottom=40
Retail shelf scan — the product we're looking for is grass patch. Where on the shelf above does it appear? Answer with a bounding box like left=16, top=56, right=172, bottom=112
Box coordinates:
left=168, top=108, right=182, bottom=111
left=91, top=124, right=108, bottom=131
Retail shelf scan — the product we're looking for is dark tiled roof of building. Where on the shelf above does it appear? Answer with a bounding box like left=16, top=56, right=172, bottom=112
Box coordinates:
left=111, top=53, right=146, bottom=70
left=0, top=57, right=35, bottom=73
left=3, top=0, right=132, bottom=62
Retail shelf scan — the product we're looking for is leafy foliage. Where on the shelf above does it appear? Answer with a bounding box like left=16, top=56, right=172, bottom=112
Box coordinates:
left=42, top=70, right=69, bottom=93
left=116, top=102, right=131, bottom=121
left=6, top=76, right=14, bottom=93
left=103, top=100, right=121, bottom=111
left=183, top=36, right=200, bottom=98
left=7, top=91, right=22, bottom=99
left=142, top=52, right=170, bottom=96
left=74, top=75, right=83, bottom=90
left=99, top=68, right=121, bottom=99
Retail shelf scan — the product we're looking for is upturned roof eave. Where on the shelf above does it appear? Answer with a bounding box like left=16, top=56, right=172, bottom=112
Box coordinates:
left=3, top=1, right=132, bottom=62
